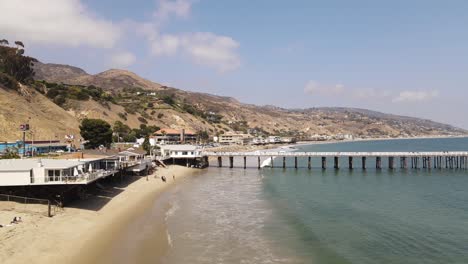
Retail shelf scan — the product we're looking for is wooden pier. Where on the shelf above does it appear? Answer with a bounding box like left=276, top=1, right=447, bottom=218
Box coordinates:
left=201, top=151, right=468, bottom=170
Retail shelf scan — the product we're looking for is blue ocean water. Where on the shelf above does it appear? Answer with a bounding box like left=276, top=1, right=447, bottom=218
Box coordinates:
left=158, top=138, right=468, bottom=263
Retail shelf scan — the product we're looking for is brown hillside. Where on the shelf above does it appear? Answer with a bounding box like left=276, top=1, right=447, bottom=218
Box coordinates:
left=20, top=62, right=467, bottom=141
left=0, top=84, right=80, bottom=141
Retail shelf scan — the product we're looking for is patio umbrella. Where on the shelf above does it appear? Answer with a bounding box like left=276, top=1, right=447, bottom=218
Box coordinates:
left=89, top=164, right=93, bottom=172
left=73, top=167, right=79, bottom=176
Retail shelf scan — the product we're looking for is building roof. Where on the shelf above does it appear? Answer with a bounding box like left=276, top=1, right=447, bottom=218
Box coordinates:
left=160, top=144, right=199, bottom=151
left=0, top=159, right=88, bottom=171
left=119, top=148, right=147, bottom=156
left=30, top=142, right=68, bottom=147
left=154, top=128, right=196, bottom=135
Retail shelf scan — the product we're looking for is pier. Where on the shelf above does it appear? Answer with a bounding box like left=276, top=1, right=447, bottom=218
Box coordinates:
left=201, top=151, right=468, bottom=170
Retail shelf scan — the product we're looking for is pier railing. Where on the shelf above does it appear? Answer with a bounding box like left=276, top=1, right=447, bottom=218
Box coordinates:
left=201, top=151, right=468, bottom=157
left=201, top=151, right=468, bottom=170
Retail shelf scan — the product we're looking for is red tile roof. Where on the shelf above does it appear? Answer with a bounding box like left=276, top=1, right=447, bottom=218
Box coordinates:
left=154, top=128, right=196, bottom=135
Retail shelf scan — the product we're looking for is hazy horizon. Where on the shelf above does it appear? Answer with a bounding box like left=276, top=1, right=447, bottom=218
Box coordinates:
left=1, top=0, right=467, bottom=128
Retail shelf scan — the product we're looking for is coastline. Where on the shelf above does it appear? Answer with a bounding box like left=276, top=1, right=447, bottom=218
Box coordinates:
left=0, top=165, right=199, bottom=264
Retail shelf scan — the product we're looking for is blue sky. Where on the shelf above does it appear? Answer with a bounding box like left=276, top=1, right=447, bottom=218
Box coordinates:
left=1, top=0, right=468, bottom=128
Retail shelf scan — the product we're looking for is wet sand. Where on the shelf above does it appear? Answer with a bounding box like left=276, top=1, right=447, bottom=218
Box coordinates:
left=0, top=165, right=198, bottom=264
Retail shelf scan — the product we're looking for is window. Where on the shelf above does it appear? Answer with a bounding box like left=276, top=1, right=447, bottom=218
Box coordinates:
left=182, top=151, right=188, bottom=155
left=47, top=170, right=61, bottom=181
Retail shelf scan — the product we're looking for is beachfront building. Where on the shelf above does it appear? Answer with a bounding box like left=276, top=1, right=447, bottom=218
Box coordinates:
left=159, top=145, right=201, bottom=159
left=159, top=145, right=206, bottom=167
left=218, top=133, right=252, bottom=145
left=0, top=158, right=119, bottom=186
left=118, top=148, right=152, bottom=173
left=267, top=136, right=282, bottom=144
left=153, top=128, right=197, bottom=144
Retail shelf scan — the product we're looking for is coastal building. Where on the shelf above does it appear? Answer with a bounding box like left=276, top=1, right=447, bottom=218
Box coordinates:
left=159, top=145, right=206, bottom=167
left=118, top=148, right=152, bottom=173
left=0, top=158, right=119, bottom=186
left=218, top=133, right=252, bottom=145
left=267, top=136, right=282, bottom=144
left=153, top=128, right=197, bottom=144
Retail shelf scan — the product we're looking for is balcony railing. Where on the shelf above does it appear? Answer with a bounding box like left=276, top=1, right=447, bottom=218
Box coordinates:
left=32, top=169, right=118, bottom=185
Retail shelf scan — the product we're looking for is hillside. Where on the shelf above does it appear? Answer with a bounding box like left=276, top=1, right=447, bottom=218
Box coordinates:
left=0, top=83, right=80, bottom=141
left=0, top=53, right=465, bottom=142
left=12, top=62, right=462, bottom=142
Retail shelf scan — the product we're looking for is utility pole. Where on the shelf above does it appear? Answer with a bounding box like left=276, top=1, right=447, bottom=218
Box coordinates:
left=19, top=122, right=29, bottom=158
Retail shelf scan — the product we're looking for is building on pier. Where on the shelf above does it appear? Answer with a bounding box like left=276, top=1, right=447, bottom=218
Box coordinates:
left=0, top=158, right=119, bottom=186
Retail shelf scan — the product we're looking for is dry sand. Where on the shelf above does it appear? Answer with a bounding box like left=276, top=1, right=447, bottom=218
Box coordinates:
left=0, top=165, right=198, bottom=264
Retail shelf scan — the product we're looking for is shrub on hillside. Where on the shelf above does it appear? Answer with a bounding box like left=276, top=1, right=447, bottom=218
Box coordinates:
left=138, top=116, right=148, bottom=124
left=118, top=112, right=127, bottom=120
left=0, top=72, right=19, bottom=90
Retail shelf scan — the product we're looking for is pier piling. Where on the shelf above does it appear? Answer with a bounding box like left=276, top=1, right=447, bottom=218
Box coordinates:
left=389, top=157, right=394, bottom=169
left=376, top=157, right=382, bottom=169
left=201, top=152, right=468, bottom=171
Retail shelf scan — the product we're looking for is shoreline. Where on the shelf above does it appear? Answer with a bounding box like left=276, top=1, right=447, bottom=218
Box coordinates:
left=0, top=165, right=199, bottom=264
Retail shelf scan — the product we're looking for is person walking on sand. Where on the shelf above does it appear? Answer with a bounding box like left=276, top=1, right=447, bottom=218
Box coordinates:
left=161, top=175, right=166, bottom=182
left=173, top=174, right=175, bottom=181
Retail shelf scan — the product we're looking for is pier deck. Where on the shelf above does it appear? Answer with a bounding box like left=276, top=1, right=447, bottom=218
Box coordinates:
left=201, top=151, right=468, bottom=169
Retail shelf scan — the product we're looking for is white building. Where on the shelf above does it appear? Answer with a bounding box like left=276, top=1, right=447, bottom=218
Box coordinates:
left=218, top=133, right=252, bottom=145
left=159, top=145, right=202, bottom=160
left=0, top=158, right=119, bottom=186
left=267, top=136, right=282, bottom=144
left=118, top=148, right=152, bottom=173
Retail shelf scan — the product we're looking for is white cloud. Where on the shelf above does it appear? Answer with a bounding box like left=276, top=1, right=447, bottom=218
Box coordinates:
left=109, top=51, right=136, bottom=68
left=304, top=81, right=345, bottom=96
left=183, top=32, right=240, bottom=72
left=150, top=32, right=240, bottom=72
left=0, top=0, right=121, bottom=48
left=153, top=0, right=192, bottom=25
left=151, top=34, right=181, bottom=56
left=143, top=0, right=241, bottom=72
left=392, top=90, right=439, bottom=103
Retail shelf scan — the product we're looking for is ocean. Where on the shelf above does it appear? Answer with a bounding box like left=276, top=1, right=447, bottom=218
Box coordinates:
left=121, top=138, right=468, bottom=264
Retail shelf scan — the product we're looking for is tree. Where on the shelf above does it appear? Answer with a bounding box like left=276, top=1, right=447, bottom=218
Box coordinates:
left=14, top=41, right=24, bottom=48
left=198, top=130, right=210, bottom=143
left=80, top=118, right=113, bottom=149
left=0, top=148, right=20, bottom=159
left=0, top=40, right=36, bottom=83
left=142, top=136, right=151, bottom=154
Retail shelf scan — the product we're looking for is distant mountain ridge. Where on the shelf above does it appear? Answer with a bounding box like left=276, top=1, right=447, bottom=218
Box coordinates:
left=0, top=61, right=462, bottom=141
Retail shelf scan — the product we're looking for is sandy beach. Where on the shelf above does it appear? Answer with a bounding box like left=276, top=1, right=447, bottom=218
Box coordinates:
left=0, top=165, right=199, bottom=264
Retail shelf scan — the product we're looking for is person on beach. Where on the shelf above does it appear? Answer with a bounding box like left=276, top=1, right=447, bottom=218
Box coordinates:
left=11, top=217, right=18, bottom=224
left=161, top=175, right=166, bottom=182
left=173, top=174, right=175, bottom=180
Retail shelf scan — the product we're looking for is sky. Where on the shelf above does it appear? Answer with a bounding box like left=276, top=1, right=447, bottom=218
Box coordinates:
left=1, top=0, right=468, bottom=127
